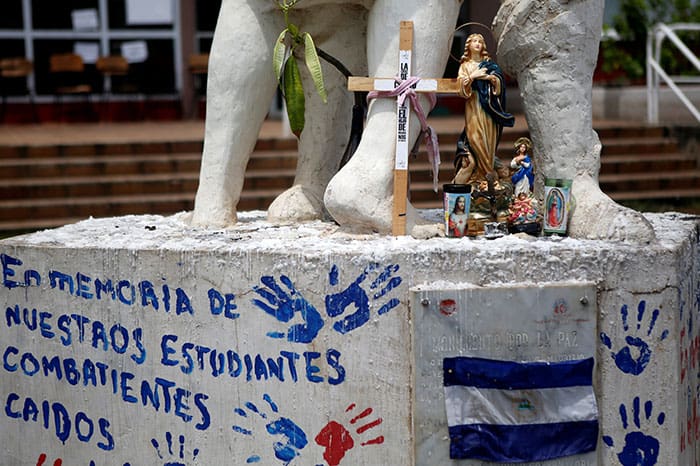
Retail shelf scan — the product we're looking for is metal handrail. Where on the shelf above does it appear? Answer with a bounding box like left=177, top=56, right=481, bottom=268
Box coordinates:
left=646, top=22, right=700, bottom=124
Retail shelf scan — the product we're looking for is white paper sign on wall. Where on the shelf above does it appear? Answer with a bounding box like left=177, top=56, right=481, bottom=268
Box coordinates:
left=125, top=0, right=173, bottom=25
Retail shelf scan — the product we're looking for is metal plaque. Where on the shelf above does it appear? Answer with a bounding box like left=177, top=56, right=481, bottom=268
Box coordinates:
left=411, top=282, right=598, bottom=466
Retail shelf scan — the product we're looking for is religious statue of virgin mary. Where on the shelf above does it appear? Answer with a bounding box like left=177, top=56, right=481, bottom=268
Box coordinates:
left=454, top=33, right=515, bottom=186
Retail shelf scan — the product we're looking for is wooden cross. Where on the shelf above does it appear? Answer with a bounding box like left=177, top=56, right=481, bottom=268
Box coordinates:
left=348, top=21, right=461, bottom=236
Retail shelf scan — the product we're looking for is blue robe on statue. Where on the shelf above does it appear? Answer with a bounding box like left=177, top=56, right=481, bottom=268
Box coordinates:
left=511, top=154, right=534, bottom=193
left=474, top=60, right=515, bottom=132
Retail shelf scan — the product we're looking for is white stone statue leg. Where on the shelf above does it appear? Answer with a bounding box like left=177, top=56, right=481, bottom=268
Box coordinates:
left=494, top=0, right=655, bottom=242
left=190, top=1, right=283, bottom=227
left=324, top=0, right=463, bottom=234
left=268, top=5, right=369, bottom=223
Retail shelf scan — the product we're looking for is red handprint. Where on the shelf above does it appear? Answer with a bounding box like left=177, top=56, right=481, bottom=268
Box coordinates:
left=315, top=403, right=384, bottom=466
left=36, top=454, right=62, bottom=466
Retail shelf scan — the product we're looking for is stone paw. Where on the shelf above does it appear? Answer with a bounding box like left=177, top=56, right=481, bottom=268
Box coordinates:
left=189, top=204, right=237, bottom=228
left=268, top=184, right=325, bottom=223
left=568, top=175, right=656, bottom=243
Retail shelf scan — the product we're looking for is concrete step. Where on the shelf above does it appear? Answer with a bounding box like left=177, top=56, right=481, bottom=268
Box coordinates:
left=0, top=141, right=203, bottom=159
left=0, top=150, right=298, bottom=179
left=610, top=188, right=700, bottom=201
left=600, top=169, right=700, bottom=192
left=601, top=137, right=680, bottom=156
left=0, top=152, right=202, bottom=178
left=0, top=137, right=296, bottom=159
left=595, top=126, right=667, bottom=139
left=0, top=168, right=297, bottom=201
left=600, top=152, right=698, bottom=174
left=0, top=172, right=200, bottom=200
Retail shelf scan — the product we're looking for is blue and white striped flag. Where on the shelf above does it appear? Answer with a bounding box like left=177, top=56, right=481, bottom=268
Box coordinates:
left=443, top=356, right=599, bottom=463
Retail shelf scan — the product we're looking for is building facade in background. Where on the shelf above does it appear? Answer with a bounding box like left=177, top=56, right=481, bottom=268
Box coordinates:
left=0, top=1, right=621, bottom=121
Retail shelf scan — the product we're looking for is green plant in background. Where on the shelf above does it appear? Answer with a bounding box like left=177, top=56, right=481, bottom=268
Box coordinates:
left=273, top=0, right=327, bottom=137
left=600, top=0, right=700, bottom=82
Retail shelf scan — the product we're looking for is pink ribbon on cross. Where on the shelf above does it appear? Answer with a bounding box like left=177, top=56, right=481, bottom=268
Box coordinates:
left=367, top=76, right=441, bottom=192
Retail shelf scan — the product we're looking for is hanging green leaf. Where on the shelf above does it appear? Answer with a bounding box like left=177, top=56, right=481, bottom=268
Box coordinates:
left=272, top=28, right=289, bottom=83
left=303, top=32, right=327, bottom=103
left=272, top=0, right=351, bottom=138
left=283, top=55, right=305, bottom=137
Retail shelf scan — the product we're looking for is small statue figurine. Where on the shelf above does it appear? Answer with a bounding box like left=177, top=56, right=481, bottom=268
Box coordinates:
left=508, top=193, right=538, bottom=225
left=452, top=32, right=516, bottom=236
left=507, top=137, right=541, bottom=235
left=510, top=137, right=534, bottom=196
left=456, top=33, right=515, bottom=185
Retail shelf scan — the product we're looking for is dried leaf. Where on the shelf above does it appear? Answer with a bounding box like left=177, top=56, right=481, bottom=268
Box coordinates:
left=272, top=29, right=289, bottom=83
left=303, top=32, right=327, bottom=103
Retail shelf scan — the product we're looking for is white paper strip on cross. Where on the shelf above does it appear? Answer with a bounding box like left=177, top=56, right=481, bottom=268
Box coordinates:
left=348, top=21, right=461, bottom=236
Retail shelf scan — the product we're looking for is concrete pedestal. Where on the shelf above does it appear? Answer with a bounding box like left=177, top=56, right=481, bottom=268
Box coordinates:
left=1, top=211, right=698, bottom=465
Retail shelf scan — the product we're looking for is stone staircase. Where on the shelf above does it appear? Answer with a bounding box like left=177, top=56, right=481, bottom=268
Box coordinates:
left=596, top=127, right=700, bottom=201
left=0, top=122, right=697, bottom=234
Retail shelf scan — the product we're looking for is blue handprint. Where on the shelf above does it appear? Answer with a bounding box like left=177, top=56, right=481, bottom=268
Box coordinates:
left=325, top=263, right=402, bottom=334
left=232, top=394, right=308, bottom=465
left=600, top=300, right=669, bottom=375
left=603, top=397, right=665, bottom=465
left=150, top=432, right=199, bottom=466
left=252, top=275, right=324, bottom=344
left=233, top=398, right=307, bottom=464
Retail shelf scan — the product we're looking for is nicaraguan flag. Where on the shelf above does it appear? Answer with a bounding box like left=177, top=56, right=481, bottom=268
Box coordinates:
left=443, top=356, right=598, bottom=463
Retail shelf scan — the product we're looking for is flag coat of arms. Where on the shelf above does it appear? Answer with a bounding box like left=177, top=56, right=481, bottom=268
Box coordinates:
left=443, top=356, right=599, bottom=462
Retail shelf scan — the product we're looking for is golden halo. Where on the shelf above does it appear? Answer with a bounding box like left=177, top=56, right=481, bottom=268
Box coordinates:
left=514, top=137, right=533, bottom=151
left=448, top=22, right=496, bottom=63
